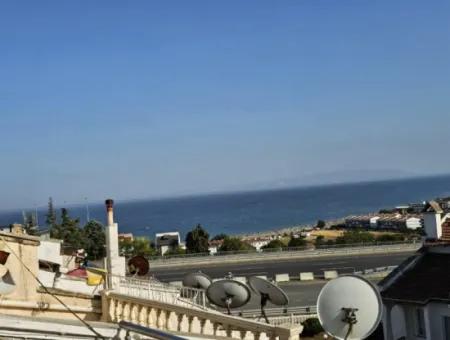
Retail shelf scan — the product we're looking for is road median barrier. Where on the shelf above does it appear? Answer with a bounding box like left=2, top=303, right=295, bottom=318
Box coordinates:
left=324, top=270, right=338, bottom=280
left=275, top=274, right=290, bottom=282
left=299, top=272, right=314, bottom=281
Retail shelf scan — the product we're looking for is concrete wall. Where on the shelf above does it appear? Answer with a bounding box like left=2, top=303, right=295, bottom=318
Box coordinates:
left=38, top=239, right=63, bottom=266
left=423, top=213, right=441, bottom=239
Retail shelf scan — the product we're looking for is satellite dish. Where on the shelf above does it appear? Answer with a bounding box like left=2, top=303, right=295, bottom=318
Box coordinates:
left=127, top=256, right=149, bottom=276
left=248, top=276, right=289, bottom=323
left=182, top=272, right=212, bottom=290
left=206, top=279, right=251, bottom=314
left=0, top=264, right=7, bottom=278
left=0, top=251, right=10, bottom=265
left=317, top=275, right=382, bottom=340
left=0, top=270, right=15, bottom=295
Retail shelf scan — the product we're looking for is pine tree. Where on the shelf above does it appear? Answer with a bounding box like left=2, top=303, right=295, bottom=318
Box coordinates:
left=82, top=220, right=106, bottom=260
left=46, top=197, right=56, bottom=228
left=54, top=208, right=83, bottom=250
left=185, top=224, right=210, bottom=253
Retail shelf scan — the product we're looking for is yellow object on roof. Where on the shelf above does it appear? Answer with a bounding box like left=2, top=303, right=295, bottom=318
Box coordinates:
left=86, top=267, right=106, bottom=286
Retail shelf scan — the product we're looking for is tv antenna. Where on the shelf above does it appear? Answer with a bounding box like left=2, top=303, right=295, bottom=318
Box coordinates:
left=182, top=272, right=212, bottom=290
left=206, top=273, right=251, bottom=315
left=317, top=275, right=382, bottom=340
left=127, top=256, right=150, bottom=276
left=248, top=276, right=289, bottom=323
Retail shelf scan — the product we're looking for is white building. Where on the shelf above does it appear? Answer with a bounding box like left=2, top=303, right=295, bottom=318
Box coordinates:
left=423, top=200, right=450, bottom=240
left=155, top=231, right=182, bottom=255
left=380, top=244, right=450, bottom=340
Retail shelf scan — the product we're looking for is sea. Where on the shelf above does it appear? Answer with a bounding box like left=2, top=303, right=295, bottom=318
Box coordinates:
left=1, top=175, right=450, bottom=239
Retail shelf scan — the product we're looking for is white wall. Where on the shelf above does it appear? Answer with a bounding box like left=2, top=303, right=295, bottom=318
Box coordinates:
left=423, top=213, right=441, bottom=239
left=385, top=302, right=450, bottom=340
left=38, top=240, right=63, bottom=266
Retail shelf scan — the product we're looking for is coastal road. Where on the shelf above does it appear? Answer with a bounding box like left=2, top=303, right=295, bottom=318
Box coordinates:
left=150, top=251, right=412, bottom=282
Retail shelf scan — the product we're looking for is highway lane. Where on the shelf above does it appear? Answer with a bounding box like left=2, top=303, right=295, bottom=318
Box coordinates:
left=150, top=251, right=412, bottom=282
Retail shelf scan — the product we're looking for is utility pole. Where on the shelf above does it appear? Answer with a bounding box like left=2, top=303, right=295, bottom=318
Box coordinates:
left=85, top=197, right=90, bottom=222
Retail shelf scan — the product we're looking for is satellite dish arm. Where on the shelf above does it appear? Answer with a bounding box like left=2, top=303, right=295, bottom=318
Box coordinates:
left=342, top=307, right=358, bottom=340
left=260, top=293, right=270, bottom=324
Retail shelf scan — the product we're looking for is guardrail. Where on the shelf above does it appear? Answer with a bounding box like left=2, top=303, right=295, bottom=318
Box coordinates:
left=150, top=241, right=421, bottom=267
left=147, top=240, right=419, bottom=261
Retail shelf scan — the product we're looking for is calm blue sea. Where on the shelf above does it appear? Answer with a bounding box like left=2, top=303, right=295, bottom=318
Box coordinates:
left=2, top=175, right=450, bottom=239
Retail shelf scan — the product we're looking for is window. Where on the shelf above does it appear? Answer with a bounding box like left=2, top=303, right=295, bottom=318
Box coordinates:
left=415, top=308, right=426, bottom=337
left=444, top=316, right=450, bottom=340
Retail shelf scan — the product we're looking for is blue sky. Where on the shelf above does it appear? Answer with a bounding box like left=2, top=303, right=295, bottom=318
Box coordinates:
left=1, top=0, right=450, bottom=210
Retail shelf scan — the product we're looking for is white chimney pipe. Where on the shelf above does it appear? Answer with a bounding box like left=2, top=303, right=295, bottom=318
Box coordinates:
left=105, top=199, right=114, bottom=226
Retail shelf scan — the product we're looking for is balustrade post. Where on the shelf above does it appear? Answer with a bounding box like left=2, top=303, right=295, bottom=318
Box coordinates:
left=253, top=331, right=261, bottom=340
left=130, top=304, right=138, bottom=323
left=226, top=326, right=233, bottom=338
left=239, top=329, right=247, bottom=339
left=115, top=300, right=123, bottom=322
left=122, top=302, right=131, bottom=322
left=138, top=306, right=148, bottom=326
left=108, top=298, right=116, bottom=322
left=148, top=307, right=157, bottom=327
left=157, top=310, right=166, bottom=330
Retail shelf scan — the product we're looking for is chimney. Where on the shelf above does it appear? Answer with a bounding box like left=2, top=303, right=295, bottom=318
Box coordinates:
left=105, top=199, right=114, bottom=226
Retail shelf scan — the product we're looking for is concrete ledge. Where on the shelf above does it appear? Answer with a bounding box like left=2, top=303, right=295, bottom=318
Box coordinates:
left=169, top=281, right=183, bottom=287
left=324, top=270, right=338, bottom=280
left=275, top=274, right=290, bottom=282
left=299, top=272, right=314, bottom=281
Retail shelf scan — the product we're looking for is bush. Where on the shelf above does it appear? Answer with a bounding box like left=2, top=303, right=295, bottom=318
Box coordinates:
left=376, top=233, right=404, bottom=242
left=301, top=318, right=323, bottom=337
left=315, top=235, right=325, bottom=247
left=288, top=236, right=307, bottom=247
left=262, top=239, right=286, bottom=250
left=219, top=237, right=255, bottom=252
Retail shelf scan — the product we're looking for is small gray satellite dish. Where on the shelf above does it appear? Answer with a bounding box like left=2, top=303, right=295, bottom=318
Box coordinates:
left=182, top=272, right=212, bottom=290
left=248, top=276, right=289, bottom=323
left=317, top=275, right=382, bottom=340
left=206, top=279, right=251, bottom=314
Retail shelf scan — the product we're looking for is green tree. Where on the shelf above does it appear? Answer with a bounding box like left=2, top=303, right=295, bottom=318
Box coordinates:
left=51, top=208, right=83, bottom=249
left=82, top=220, right=106, bottom=260
left=45, top=197, right=57, bottom=229
left=185, top=224, right=210, bottom=253
left=119, top=237, right=156, bottom=257
left=261, top=239, right=285, bottom=250
left=316, top=220, right=326, bottom=229
left=219, top=237, right=255, bottom=252
left=288, top=236, right=307, bottom=248
left=164, top=246, right=186, bottom=256
left=211, top=233, right=228, bottom=241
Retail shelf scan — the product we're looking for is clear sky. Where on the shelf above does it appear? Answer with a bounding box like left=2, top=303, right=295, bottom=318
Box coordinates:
left=1, top=0, right=450, bottom=210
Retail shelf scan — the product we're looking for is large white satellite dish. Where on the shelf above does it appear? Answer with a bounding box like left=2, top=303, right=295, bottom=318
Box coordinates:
left=248, top=276, right=289, bottom=323
left=182, top=272, right=212, bottom=290
left=206, top=279, right=251, bottom=314
left=317, top=275, right=382, bottom=340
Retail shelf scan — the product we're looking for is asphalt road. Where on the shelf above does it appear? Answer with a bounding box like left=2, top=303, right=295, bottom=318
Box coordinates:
left=151, top=251, right=412, bottom=282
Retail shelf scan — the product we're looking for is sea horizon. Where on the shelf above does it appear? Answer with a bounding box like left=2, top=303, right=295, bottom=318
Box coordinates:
left=1, top=173, right=450, bottom=239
